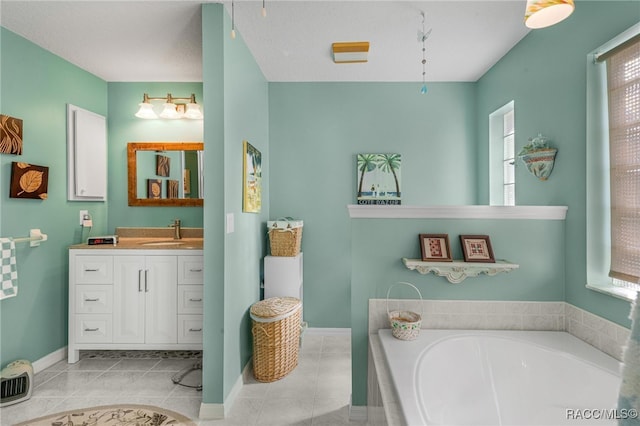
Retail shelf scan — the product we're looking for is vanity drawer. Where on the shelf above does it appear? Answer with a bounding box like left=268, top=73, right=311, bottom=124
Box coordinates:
left=75, top=285, right=112, bottom=314
left=74, top=255, right=113, bottom=284
left=75, top=314, right=112, bottom=343
left=178, top=256, right=203, bottom=285
left=178, top=315, right=203, bottom=344
left=178, top=285, right=203, bottom=314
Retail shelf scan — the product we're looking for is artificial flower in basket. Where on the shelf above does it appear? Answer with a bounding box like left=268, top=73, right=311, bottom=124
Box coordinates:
left=518, top=133, right=558, bottom=181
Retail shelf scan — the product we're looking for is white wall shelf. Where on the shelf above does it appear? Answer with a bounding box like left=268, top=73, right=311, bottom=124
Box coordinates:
left=402, top=258, right=519, bottom=284
left=348, top=205, right=568, bottom=220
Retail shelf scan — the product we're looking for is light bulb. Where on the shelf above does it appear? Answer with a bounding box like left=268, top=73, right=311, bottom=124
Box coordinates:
left=159, top=103, right=182, bottom=119
left=231, top=29, right=236, bottom=39
left=262, top=7, right=266, bottom=17
left=184, top=103, right=204, bottom=120
left=135, top=103, right=158, bottom=119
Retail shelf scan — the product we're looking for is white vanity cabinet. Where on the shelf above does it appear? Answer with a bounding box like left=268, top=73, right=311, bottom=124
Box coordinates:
left=68, top=249, right=203, bottom=363
left=113, top=255, right=177, bottom=344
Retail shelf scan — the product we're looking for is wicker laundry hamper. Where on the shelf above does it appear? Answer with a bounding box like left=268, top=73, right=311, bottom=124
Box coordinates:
left=250, top=297, right=302, bottom=382
left=268, top=219, right=303, bottom=257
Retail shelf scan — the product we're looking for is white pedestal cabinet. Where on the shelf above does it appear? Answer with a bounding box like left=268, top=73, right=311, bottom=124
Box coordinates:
left=68, top=249, right=203, bottom=363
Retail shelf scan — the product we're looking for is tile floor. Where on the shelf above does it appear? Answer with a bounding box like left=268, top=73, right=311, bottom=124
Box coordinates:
left=1, top=333, right=364, bottom=426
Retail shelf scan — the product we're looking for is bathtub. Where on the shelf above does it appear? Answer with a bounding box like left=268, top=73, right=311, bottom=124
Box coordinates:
left=377, top=329, right=621, bottom=426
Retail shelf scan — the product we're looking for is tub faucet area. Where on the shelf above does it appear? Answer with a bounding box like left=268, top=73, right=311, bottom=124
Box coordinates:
left=170, top=219, right=182, bottom=239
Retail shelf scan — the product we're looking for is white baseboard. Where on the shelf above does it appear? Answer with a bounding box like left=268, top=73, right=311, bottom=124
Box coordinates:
left=349, top=404, right=368, bottom=422
left=198, top=402, right=224, bottom=420
left=31, top=346, right=67, bottom=373
left=305, top=327, right=351, bottom=336
left=199, top=360, right=252, bottom=420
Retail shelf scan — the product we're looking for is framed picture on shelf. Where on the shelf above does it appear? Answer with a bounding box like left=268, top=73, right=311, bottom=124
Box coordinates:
left=419, top=234, right=452, bottom=262
left=460, top=235, right=495, bottom=263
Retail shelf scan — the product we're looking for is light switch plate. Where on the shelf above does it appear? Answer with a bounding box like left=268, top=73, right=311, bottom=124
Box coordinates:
left=226, top=213, right=234, bottom=234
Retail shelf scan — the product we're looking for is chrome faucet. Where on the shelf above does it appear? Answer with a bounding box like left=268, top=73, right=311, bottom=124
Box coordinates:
left=170, top=218, right=182, bottom=240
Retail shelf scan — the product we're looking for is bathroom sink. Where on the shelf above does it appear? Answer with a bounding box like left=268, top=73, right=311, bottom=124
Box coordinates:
left=141, top=240, right=186, bottom=246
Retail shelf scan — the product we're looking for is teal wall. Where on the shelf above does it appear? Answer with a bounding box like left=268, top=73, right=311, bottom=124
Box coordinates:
left=2, top=0, right=639, bottom=413
left=221, top=8, right=270, bottom=400
left=0, top=28, right=108, bottom=365
left=269, top=83, right=477, bottom=327
left=201, top=3, right=226, bottom=404
left=350, top=216, right=565, bottom=405
left=201, top=3, right=269, bottom=404
left=476, top=1, right=639, bottom=328
left=106, top=82, right=204, bottom=231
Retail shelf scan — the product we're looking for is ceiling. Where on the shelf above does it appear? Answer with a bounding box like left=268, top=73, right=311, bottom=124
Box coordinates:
left=0, top=0, right=531, bottom=83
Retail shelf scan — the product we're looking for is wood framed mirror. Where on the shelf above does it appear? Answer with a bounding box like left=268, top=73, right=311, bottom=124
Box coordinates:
left=127, top=142, right=204, bottom=206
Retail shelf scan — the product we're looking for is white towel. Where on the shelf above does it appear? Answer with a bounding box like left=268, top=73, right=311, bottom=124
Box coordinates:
left=0, top=238, right=18, bottom=300
left=618, top=297, right=640, bottom=425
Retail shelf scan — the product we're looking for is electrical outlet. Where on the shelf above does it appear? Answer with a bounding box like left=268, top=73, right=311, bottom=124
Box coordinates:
left=79, top=210, right=88, bottom=226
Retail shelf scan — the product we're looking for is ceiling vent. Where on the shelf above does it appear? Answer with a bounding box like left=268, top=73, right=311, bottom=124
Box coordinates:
left=332, top=41, right=370, bottom=63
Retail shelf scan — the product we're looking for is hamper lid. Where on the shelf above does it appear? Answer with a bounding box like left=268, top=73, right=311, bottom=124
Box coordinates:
left=250, top=297, right=301, bottom=322
left=268, top=220, right=303, bottom=229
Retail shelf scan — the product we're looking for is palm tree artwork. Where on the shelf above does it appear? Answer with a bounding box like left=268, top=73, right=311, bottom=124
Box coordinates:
left=356, top=153, right=401, bottom=205
left=243, top=140, right=262, bottom=213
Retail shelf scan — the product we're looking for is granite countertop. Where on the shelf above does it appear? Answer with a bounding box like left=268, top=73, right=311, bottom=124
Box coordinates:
left=69, top=227, right=204, bottom=250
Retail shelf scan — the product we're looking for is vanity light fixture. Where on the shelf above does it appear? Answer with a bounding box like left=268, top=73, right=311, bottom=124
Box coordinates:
left=135, top=93, right=203, bottom=120
left=524, top=0, right=575, bottom=29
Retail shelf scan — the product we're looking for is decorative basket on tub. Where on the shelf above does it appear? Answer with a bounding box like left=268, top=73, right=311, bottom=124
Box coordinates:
left=250, top=296, right=302, bottom=382
left=268, top=218, right=303, bottom=257
left=386, top=282, right=423, bottom=341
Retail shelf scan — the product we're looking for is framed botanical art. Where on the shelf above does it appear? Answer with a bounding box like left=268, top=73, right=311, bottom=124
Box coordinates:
left=0, top=115, right=23, bottom=155
left=419, top=234, right=452, bottom=262
left=460, top=235, right=495, bottom=263
left=243, top=140, right=262, bottom=213
left=10, top=162, right=48, bottom=199
left=147, top=179, right=162, bottom=199
left=156, top=154, right=170, bottom=177
left=167, top=179, right=179, bottom=199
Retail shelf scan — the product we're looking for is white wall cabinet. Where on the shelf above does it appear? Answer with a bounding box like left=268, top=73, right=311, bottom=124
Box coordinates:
left=68, top=249, right=203, bottom=363
left=66, top=104, right=107, bottom=201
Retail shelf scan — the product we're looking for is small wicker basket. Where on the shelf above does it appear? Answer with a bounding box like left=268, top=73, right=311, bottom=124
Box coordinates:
left=268, top=220, right=303, bottom=257
left=386, top=282, right=423, bottom=341
left=250, top=297, right=302, bottom=382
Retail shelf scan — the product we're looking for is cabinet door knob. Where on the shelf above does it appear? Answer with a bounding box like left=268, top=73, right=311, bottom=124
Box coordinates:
left=84, top=297, right=100, bottom=302
left=189, top=298, right=203, bottom=302
left=189, top=328, right=202, bottom=332
left=138, top=270, right=143, bottom=292
left=144, top=270, right=149, bottom=292
left=84, top=268, right=99, bottom=272
left=189, top=268, right=203, bottom=272
left=84, top=327, right=99, bottom=332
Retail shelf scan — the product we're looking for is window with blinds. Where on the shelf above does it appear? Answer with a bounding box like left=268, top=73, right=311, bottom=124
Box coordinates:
left=607, top=37, right=640, bottom=284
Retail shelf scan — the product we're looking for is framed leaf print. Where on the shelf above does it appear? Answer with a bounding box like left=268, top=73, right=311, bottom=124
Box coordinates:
left=167, top=179, right=179, bottom=199
left=243, top=140, right=262, bottom=213
left=10, top=162, right=48, bottom=199
left=0, top=115, right=23, bottom=155
left=147, top=179, right=162, bottom=199
left=156, top=154, right=170, bottom=177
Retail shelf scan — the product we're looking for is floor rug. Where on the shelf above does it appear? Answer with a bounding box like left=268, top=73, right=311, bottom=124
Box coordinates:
left=14, top=404, right=197, bottom=426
